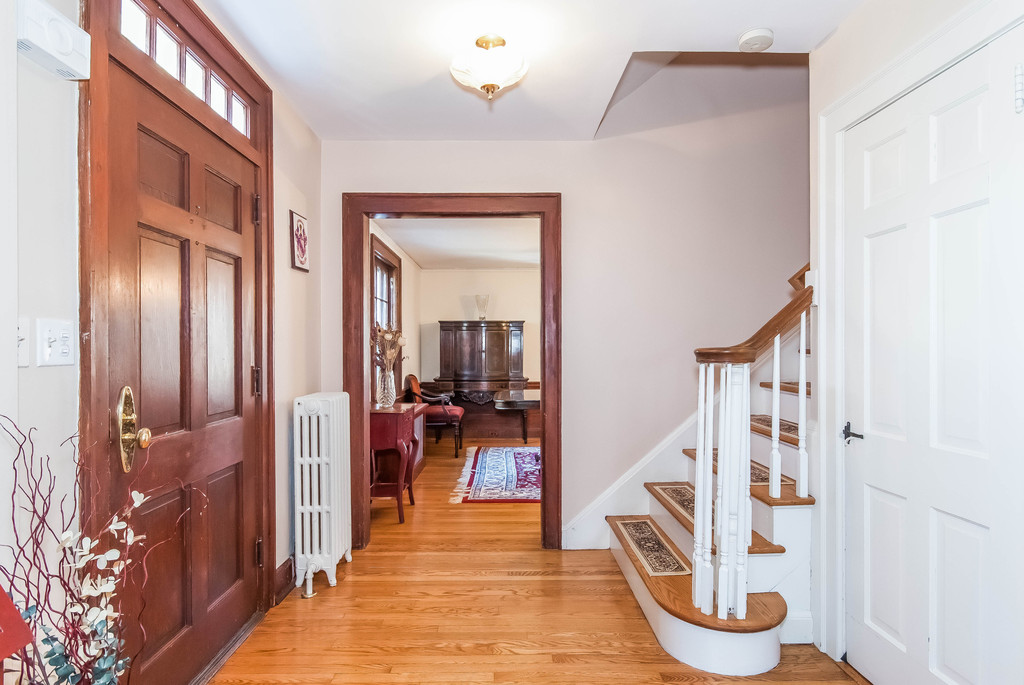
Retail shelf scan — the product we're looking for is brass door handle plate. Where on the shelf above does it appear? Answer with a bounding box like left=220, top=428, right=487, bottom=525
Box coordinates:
left=116, top=385, right=152, bottom=473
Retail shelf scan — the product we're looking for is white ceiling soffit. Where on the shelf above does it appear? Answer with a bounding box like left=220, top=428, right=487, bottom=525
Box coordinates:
left=373, top=218, right=540, bottom=270
left=194, top=0, right=863, bottom=141
left=595, top=52, right=809, bottom=139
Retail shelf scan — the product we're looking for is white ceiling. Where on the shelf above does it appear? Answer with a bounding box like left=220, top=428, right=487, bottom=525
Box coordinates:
left=373, top=218, right=540, bottom=270
left=195, top=0, right=862, bottom=141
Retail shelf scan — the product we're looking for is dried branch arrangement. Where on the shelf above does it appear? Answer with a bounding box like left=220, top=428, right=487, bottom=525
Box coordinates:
left=1, top=417, right=151, bottom=685
left=369, top=325, right=407, bottom=370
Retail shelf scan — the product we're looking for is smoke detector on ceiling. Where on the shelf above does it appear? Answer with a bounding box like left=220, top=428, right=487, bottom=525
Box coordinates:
left=738, top=28, right=774, bottom=53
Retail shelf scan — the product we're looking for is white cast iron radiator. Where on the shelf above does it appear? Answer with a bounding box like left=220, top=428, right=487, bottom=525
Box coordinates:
left=293, top=392, right=352, bottom=598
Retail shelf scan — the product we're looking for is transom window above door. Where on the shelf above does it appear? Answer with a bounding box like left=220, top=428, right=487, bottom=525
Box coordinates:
left=120, top=0, right=250, bottom=136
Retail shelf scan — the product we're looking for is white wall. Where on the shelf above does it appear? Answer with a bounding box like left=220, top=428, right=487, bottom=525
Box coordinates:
left=419, top=269, right=541, bottom=383
left=369, top=220, right=422, bottom=381
left=321, top=96, right=810, bottom=530
left=8, top=0, right=82, bottom=542
left=271, top=96, right=323, bottom=565
left=1, top=0, right=20, bottom=558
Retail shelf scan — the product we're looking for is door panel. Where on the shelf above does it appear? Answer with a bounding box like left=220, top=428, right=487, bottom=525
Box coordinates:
left=107, top=61, right=259, bottom=684
left=133, top=487, right=190, bottom=653
left=844, top=25, right=1024, bottom=684
left=138, top=127, right=189, bottom=209
left=204, top=168, right=241, bottom=232
left=139, top=229, right=188, bottom=434
left=206, top=250, right=240, bottom=419
left=207, top=465, right=244, bottom=602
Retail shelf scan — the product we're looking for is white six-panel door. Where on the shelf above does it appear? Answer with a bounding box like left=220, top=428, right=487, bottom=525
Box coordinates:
left=844, top=24, right=1024, bottom=685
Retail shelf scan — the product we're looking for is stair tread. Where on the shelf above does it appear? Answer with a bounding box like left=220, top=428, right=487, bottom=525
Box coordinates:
left=681, top=449, right=795, bottom=487
left=681, top=449, right=815, bottom=507
left=759, top=381, right=811, bottom=396
left=644, top=482, right=786, bottom=555
left=606, top=515, right=787, bottom=633
left=750, top=414, right=799, bottom=446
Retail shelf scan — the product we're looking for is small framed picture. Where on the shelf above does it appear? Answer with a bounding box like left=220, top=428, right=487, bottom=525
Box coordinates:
left=290, top=210, right=310, bottom=272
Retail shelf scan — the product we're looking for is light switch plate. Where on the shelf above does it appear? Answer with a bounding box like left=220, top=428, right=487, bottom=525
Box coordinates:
left=36, top=318, right=76, bottom=367
left=17, top=317, right=29, bottom=367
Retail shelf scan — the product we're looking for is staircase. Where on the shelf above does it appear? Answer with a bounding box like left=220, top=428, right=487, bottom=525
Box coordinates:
left=606, top=266, right=814, bottom=676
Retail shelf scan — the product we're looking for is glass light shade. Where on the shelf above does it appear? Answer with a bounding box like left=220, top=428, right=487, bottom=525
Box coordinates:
left=450, top=36, right=528, bottom=100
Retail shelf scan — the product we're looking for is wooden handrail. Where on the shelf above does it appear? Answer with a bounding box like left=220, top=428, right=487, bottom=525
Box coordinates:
left=788, top=263, right=810, bottom=292
left=695, top=286, right=813, bottom=364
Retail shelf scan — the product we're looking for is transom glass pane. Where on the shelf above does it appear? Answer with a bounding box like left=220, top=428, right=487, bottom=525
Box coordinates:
left=154, top=24, right=181, bottom=79
left=210, top=76, right=228, bottom=119
left=120, top=0, right=149, bottom=52
left=185, top=51, right=205, bottom=99
left=231, top=94, right=248, bottom=135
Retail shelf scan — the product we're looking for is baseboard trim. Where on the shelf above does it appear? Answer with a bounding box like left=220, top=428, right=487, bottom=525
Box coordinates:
left=275, top=556, right=295, bottom=605
left=189, top=611, right=263, bottom=685
left=780, top=610, right=814, bottom=644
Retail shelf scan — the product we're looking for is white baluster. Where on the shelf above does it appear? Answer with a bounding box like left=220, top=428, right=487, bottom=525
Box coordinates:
left=737, top=363, right=751, bottom=619
left=719, top=363, right=750, bottom=619
left=716, top=364, right=733, bottom=620
left=699, top=363, right=716, bottom=614
left=770, top=334, right=782, bottom=499
left=692, top=363, right=707, bottom=609
left=715, top=365, right=727, bottom=546
left=798, top=310, right=808, bottom=498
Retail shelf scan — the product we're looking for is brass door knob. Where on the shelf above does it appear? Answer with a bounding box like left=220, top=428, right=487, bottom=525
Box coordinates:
left=136, top=427, right=152, bottom=450
left=115, top=386, right=152, bottom=473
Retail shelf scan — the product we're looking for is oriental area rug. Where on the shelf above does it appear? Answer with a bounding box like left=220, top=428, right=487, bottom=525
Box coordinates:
left=451, top=446, right=541, bottom=503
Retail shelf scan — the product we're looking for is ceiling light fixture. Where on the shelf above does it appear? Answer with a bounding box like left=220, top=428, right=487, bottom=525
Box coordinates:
left=449, top=34, right=528, bottom=100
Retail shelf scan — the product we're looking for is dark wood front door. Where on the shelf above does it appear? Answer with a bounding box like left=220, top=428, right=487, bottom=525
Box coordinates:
left=105, top=62, right=260, bottom=683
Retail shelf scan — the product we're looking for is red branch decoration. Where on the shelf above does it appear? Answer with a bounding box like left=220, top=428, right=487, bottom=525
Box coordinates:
left=0, top=416, right=152, bottom=685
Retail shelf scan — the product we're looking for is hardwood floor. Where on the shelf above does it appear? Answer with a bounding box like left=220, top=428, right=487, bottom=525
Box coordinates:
left=211, top=438, right=862, bottom=684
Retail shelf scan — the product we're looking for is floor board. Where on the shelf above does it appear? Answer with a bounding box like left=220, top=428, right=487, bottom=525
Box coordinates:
left=212, top=438, right=862, bottom=684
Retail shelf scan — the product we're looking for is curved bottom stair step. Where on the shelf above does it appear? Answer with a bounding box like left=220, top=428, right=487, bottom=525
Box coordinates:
left=606, top=515, right=786, bottom=676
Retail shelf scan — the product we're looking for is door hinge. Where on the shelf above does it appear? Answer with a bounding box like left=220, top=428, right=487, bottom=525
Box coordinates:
left=251, top=365, right=262, bottom=397
left=252, top=194, right=262, bottom=226
left=255, top=536, right=264, bottom=568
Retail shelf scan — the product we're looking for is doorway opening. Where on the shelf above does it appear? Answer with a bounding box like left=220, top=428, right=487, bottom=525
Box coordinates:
left=342, top=193, right=562, bottom=549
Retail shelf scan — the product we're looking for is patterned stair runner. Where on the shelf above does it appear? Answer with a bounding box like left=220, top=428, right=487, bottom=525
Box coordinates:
left=611, top=518, right=691, bottom=577
left=750, top=414, right=798, bottom=436
left=651, top=483, right=699, bottom=524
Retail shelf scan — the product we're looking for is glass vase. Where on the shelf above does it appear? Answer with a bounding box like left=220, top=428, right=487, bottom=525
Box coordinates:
left=376, top=369, right=396, bottom=408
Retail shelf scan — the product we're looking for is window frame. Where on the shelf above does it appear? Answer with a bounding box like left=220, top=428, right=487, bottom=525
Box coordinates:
left=370, top=234, right=403, bottom=384
left=116, top=0, right=255, bottom=140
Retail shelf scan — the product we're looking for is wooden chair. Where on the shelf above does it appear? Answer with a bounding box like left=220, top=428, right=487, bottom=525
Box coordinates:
left=404, top=374, right=464, bottom=457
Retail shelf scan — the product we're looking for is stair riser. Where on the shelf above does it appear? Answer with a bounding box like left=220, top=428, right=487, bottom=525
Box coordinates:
left=609, top=536, right=782, bottom=675
left=750, top=432, right=803, bottom=478
left=750, top=391, right=805, bottom=418
left=752, top=501, right=811, bottom=555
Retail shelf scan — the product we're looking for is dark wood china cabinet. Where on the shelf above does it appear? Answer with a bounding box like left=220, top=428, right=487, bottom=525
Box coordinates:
left=434, top=320, right=527, bottom=396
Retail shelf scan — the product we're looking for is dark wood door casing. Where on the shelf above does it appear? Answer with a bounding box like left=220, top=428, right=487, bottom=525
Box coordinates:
left=343, top=193, right=562, bottom=550
left=80, top=0, right=276, bottom=679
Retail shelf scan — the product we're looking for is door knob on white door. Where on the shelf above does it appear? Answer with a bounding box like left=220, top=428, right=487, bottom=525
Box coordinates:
left=842, top=422, right=863, bottom=444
